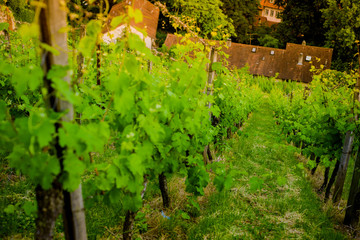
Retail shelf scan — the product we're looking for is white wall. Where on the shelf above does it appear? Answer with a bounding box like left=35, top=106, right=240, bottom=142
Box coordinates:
left=262, top=7, right=281, bottom=23
left=103, top=25, right=152, bottom=49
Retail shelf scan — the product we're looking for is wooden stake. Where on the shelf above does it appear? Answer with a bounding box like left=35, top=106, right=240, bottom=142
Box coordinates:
left=332, top=131, right=354, bottom=203
left=344, top=41, right=360, bottom=226
left=203, top=47, right=217, bottom=164
left=38, top=1, right=87, bottom=239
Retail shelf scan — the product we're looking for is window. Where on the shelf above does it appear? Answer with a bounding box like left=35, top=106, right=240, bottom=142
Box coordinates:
left=269, top=0, right=274, bottom=3
left=297, top=53, right=304, bottom=65
left=276, top=11, right=280, bottom=18
left=270, top=10, right=274, bottom=17
left=265, top=9, right=269, bottom=16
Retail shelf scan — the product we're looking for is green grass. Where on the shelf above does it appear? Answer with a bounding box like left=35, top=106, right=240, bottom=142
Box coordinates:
left=186, top=97, right=347, bottom=240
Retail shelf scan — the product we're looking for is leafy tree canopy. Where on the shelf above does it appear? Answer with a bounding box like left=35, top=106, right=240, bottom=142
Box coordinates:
left=220, top=0, right=259, bottom=43
left=150, top=0, right=235, bottom=41
left=275, top=0, right=328, bottom=46
left=322, top=0, right=360, bottom=71
left=0, top=0, right=35, bottom=22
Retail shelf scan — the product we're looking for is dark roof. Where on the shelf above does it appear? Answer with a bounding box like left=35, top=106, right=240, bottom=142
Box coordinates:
left=164, top=34, right=333, bottom=83
left=259, top=0, right=284, bottom=10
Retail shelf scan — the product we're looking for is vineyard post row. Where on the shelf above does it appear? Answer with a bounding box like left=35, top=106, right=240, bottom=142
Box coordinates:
left=0, top=1, right=267, bottom=239
left=344, top=41, right=360, bottom=227
left=268, top=48, right=360, bottom=228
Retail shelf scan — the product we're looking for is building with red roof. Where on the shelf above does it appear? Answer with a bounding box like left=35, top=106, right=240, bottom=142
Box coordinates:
left=257, top=0, right=284, bottom=26
left=103, top=0, right=160, bottom=49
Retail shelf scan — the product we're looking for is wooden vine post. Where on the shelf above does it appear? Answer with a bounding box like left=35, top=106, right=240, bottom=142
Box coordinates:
left=203, top=45, right=217, bottom=164
left=344, top=41, right=360, bottom=226
left=123, top=178, right=148, bottom=240
left=159, top=172, right=170, bottom=208
left=332, top=67, right=360, bottom=203
left=38, top=1, right=87, bottom=239
left=333, top=131, right=354, bottom=203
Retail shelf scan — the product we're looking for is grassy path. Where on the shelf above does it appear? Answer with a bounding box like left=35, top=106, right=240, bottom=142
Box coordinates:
left=188, top=98, right=346, bottom=239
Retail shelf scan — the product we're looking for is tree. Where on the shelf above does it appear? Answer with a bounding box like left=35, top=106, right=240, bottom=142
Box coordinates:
left=322, top=0, right=360, bottom=71
left=220, top=0, right=258, bottom=43
left=150, top=0, right=235, bottom=41
left=258, top=34, right=280, bottom=48
left=275, top=0, right=327, bottom=46
left=0, top=0, right=35, bottom=22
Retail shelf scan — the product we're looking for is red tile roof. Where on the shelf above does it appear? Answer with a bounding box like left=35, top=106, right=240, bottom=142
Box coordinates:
left=164, top=34, right=333, bottom=83
left=259, top=0, right=284, bottom=10
left=104, top=0, right=160, bottom=39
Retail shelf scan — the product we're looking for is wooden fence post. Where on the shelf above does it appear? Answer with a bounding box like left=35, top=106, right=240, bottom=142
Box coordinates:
left=332, top=131, right=354, bottom=203
left=343, top=41, right=360, bottom=226
left=203, top=46, right=217, bottom=164
left=38, top=1, right=87, bottom=239
left=344, top=145, right=360, bottom=226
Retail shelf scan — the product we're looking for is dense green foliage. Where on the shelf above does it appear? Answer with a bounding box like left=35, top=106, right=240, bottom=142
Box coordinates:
left=275, top=0, right=327, bottom=47
left=150, top=0, right=235, bottom=44
left=0, top=8, right=262, bottom=237
left=269, top=69, right=359, bottom=178
left=0, top=0, right=35, bottom=23
left=220, top=0, right=259, bottom=43
left=322, top=0, right=360, bottom=71
left=1, top=1, right=358, bottom=238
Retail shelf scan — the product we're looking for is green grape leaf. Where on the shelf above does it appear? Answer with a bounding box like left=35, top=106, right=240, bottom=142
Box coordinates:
left=0, top=61, right=13, bottom=74
left=211, top=62, right=223, bottom=72
left=128, top=154, right=145, bottom=176
left=95, top=172, right=114, bottom=191
left=185, top=166, right=209, bottom=196
left=78, top=36, right=97, bottom=58
left=59, top=122, right=82, bottom=152
left=62, top=153, right=86, bottom=191
left=12, top=68, right=28, bottom=96
left=138, top=115, right=165, bottom=143
left=40, top=42, right=60, bottom=56
left=104, top=72, right=130, bottom=94
left=123, top=194, right=143, bottom=212
left=29, top=111, right=55, bottom=148
left=36, top=154, right=61, bottom=190
left=114, top=90, right=135, bottom=116
left=110, top=15, right=125, bottom=29
left=181, top=212, right=190, bottom=220
left=4, top=204, right=15, bottom=214
left=86, top=20, right=102, bottom=37
left=307, top=160, right=317, bottom=169
left=19, top=23, right=39, bottom=41
left=134, top=9, right=143, bottom=23
left=109, top=188, right=122, bottom=204
left=171, top=132, right=190, bottom=152
left=23, top=201, right=37, bottom=216
left=81, top=104, right=104, bottom=120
